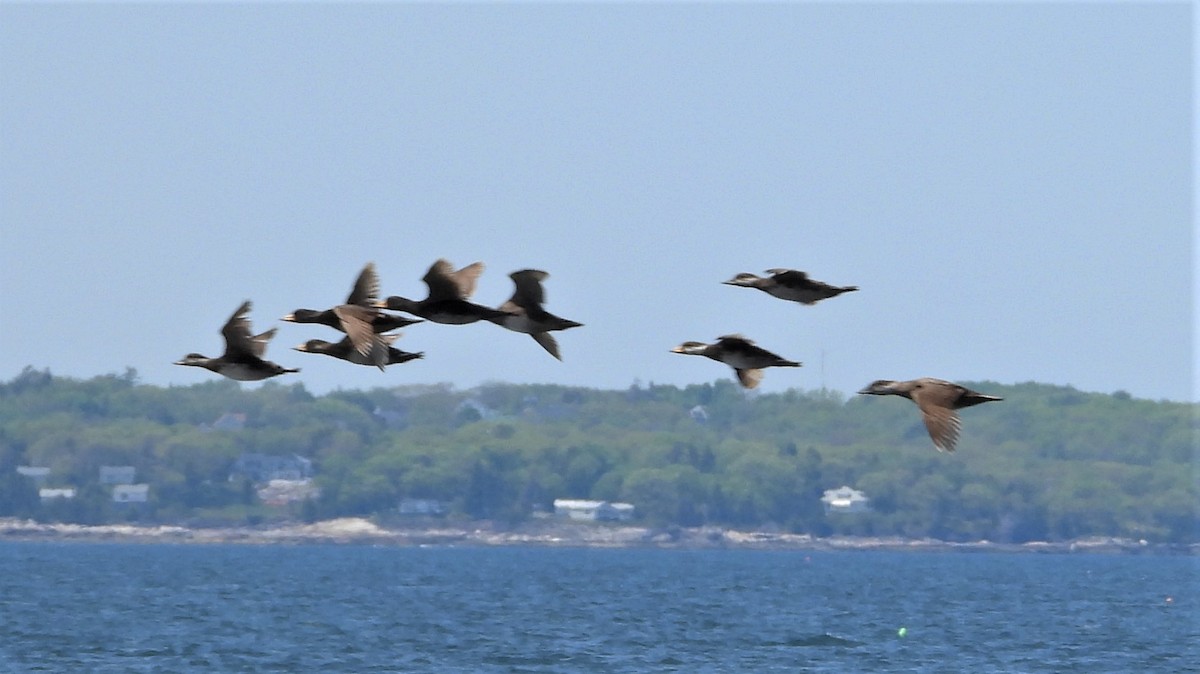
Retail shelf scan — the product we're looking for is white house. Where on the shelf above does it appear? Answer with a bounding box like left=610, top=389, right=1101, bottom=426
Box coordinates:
left=554, top=499, right=636, bottom=522
left=606, top=502, right=636, bottom=521
left=112, top=484, right=150, bottom=503
left=39, top=487, right=76, bottom=501
left=821, top=486, right=870, bottom=513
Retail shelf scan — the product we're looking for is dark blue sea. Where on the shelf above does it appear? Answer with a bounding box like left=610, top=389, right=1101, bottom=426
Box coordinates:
left=0, top=543, right=1195, bottom=673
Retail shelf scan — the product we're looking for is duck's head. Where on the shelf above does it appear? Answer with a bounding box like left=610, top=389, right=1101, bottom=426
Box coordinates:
left=671, top=341, right=710, bottom=356
left=174, top=353, right=210, bottom=367
left=858, top=379, right=903, bottom=396
left=281, top=309, right=321, bottom=323
left=373, top=296, right=416, bottom=313
left=293, top=339, right=332, bottom=354
left=721, top=273, right=762, bottom=287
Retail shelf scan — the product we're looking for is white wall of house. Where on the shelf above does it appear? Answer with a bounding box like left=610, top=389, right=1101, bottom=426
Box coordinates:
left=554, top=499, right=635, bottom=522
left=39, top=488, right=76, bottom=500
left=821, top=486, right=870, bottom=514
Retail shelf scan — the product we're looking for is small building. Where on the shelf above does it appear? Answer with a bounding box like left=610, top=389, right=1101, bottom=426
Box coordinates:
left=99, top=465, right=136, bottom=485
left=112, top=484, right=150, bottom=503
left=689, top=405, right=709, bottom=423
left=39, top=487, right=76, bottom=501
left=821, top=486, right=871, bottom=514
left=398, top=498, right=447, bottom=516
left=16, top=466, right=50, bottom=485
left=606, top=502, right=636, bottom=521
left=554, top=499, right=636, bottom=522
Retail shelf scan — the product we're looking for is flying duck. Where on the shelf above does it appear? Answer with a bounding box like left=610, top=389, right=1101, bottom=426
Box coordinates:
left=490, top=269, right=583, bottom=360
left=282, top=262, right=422, bottom=369
left=857, top=378, right=1003, bottom=452
left=293, top=332, right=423, bottom=370
left=723, top=269, right=858, bottom=305
left=175, top=301, right=299, bottom=381
left=671, top=334, right=801, bottom=389
left=374, top=259, right=513, bottom=324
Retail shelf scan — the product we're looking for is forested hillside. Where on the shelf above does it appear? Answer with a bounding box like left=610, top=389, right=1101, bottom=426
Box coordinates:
left=0, top=367, right=1194, bottom=543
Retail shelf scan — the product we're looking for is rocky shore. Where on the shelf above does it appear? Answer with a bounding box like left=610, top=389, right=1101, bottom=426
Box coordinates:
left=1, top=517, right=1193, bottom=554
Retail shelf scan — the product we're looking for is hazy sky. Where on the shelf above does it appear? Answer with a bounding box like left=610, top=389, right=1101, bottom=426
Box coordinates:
left=1, top=3, right=1193, bottom=402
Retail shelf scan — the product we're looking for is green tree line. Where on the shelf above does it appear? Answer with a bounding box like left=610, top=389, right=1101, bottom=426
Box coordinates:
left=0, top=366, right=1194, bottom=543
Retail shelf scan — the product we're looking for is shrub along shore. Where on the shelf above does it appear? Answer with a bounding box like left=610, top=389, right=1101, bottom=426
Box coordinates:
left=2, top=369, right=1194, bottom=544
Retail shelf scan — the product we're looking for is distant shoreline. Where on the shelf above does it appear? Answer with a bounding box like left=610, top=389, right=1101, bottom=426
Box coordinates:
left=1, top=517, right=1194, bottom=555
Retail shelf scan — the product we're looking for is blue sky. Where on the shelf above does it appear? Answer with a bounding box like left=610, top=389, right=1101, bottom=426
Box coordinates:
left=1, top=3, right=1193, bottom=402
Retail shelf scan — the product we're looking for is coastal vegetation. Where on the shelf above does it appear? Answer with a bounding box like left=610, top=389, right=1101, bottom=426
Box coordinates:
left=0, top=366, right=1194, bottom=543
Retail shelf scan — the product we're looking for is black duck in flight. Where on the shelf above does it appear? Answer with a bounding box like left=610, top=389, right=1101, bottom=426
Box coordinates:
left=490, top=269, right=583, bottom=360
left=671, top=334, right=801, bottom=389
left=175, top=301, right=299, bottom=381
left=723, top=269, right=858, bottom=305
left=375, top=259, right=513, bottom=325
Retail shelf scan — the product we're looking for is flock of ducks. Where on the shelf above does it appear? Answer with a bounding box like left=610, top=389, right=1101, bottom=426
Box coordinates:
left=176, top=262, right=1001, bottom=452
left=176, top=260, right=582, bottom=378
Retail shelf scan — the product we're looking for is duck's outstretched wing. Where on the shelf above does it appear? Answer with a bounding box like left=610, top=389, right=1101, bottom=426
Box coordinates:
left=735, top=368, right=764, bottom=389
left=221, top=301, right=261, bottom=359
left=333, top=304, right=387, bottom=367
left=509, top=269, right=549, bottom=307
left=911, top=382, right=966, bottom=452
left=346, top=262, right=381, bottom=307
left=531, top=332, right=562, bottom=360
left=918, top=404, right=962, bottom=452
left=424, top=259, right=485, bottom=301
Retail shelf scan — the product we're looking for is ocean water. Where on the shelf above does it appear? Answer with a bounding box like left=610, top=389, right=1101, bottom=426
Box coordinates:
left=0, top=543, right=1195, bottom=673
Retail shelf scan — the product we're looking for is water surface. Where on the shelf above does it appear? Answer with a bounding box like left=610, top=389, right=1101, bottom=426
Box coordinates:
left=0, top=543, right=1194, bottom=673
